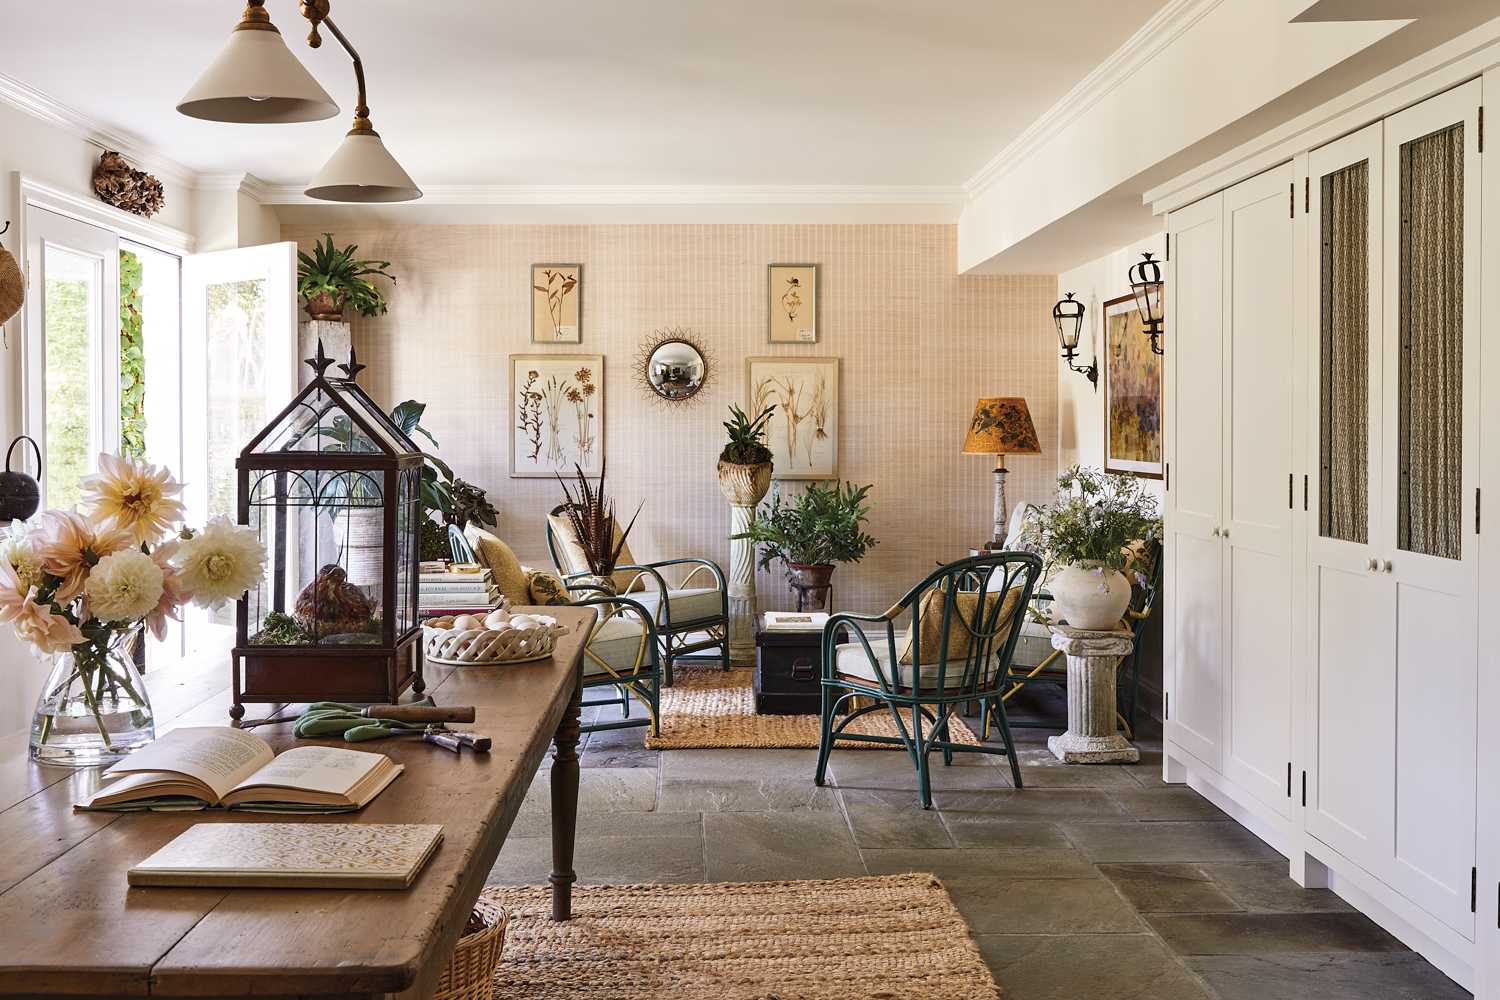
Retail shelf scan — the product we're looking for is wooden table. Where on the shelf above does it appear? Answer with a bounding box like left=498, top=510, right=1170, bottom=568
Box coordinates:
left=0, top=604, right=596, bottom=1000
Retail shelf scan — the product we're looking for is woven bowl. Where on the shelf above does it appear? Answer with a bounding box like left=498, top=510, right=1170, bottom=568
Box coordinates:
left=422, top=615, right=570, bottom=665
left=432, top=896, right=508, bottom=1000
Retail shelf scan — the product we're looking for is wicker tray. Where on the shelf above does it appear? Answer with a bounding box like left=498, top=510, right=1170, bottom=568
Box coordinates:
left=432, top=896, right=508, bottom=1000
left=422, top=616, right=570, bottom=666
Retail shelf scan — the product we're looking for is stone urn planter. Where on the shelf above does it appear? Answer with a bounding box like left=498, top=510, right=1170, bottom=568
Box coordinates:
left=787, top=563, right=835, bottom=612
left=717, top=460, right=773, bottom=506
left=1049, top=560, right=1132, bottom=630
left=305, top=288, right=349, bottom=321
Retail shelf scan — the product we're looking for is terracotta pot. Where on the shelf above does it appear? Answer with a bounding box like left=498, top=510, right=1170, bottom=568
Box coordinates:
left=787, top=563, right=835, bottom=612
left=717, top=460, right=773, bottom=506
left=305, top=288, right=348, bottom=321
left=1049, top=561, right=1132, bottom=630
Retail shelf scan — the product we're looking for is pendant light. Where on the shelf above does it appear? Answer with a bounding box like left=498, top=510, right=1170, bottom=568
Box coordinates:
left=176, top=2, right=338, bottom=123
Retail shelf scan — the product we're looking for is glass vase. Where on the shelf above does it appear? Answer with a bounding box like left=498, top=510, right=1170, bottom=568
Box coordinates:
left=29, top=627, right=155, bottom=766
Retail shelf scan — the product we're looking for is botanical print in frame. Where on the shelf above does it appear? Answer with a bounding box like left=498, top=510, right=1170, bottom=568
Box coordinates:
left=745, top=357, right=838, bottom=478
left=510, top=355, right=603, bottom=478
left=1102, top=293, right=1163, bottom=479
left=531, top=264, right=581, bottom=343
left=767, top=264, right=818, bottom=343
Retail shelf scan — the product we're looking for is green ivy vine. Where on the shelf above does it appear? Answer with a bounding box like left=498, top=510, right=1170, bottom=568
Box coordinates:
left=119, top=250, right=146, bottom=457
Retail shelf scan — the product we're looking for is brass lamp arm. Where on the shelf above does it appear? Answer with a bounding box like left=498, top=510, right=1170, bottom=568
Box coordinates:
left=299, top=2, right=374, bottom=127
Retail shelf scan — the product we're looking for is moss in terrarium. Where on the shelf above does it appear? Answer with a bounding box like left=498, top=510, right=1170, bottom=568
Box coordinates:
left=254, top=611, right=312, bottom=645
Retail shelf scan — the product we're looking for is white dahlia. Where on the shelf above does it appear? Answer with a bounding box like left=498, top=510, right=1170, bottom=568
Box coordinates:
left=84, top=548, right=165, bottom=623
left=174, top=516, right=267, bottom=610
left=79, top=452, right=187, bottom=545
left=0, top=529, right=43, bottom=592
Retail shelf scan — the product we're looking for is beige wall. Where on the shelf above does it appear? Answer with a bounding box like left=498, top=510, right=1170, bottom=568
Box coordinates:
left=281, top=223, right=1058, bottom=616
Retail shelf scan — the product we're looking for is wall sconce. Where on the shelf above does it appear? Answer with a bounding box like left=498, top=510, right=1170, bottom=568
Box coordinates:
left=177, top=0, right=421, bottom=203
left=1128, top=252, right=1165, bottom=355
left=1053, top=292, right=1097, bottom=392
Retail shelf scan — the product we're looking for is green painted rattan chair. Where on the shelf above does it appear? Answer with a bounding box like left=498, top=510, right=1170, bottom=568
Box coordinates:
left=566, top=587, right=663, bottom=738
left=546, top=504, right=727, bottom=687
left=814, top=552, right=1043, bottom=809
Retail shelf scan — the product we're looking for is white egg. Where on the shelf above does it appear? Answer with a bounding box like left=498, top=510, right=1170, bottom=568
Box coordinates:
left=484, top=609, right=511, bottom=628
left=515, top=620, right=539, bottom=631
left=453, top=614, right=482, bottom=631
left=509, top=614, right=537, bottom=626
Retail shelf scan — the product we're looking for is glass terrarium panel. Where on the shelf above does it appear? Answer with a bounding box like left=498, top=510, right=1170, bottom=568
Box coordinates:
left=244, top=469, right=388, bottom=647
left=341, top=383, right=422, bottom=455
left=253, top=386, right=388, bottom=456
left=394, top=466, right=421, bottom=636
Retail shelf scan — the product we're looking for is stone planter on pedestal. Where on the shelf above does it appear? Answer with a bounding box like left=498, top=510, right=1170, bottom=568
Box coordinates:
left=718, top=460, right=773, bottom=667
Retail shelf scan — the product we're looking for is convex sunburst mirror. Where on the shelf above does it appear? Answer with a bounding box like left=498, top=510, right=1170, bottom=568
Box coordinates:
left=634, top=327, right=715, bottom=405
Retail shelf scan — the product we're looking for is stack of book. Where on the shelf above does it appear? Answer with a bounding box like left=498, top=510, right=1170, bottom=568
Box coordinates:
left=418, top=568, right=503, bottom=619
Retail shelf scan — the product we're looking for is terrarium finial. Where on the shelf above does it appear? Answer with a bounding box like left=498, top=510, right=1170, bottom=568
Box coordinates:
left=337, top=345, right=367, bottom=381
left=304, top=338, right=337, bottom=378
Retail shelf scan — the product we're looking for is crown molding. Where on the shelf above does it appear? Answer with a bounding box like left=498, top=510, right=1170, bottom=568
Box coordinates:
left=17, top=174, right=195, bottom=253
left=198, top=172, right=270, bottom=201
left=963, top=0, right=1225, bottom=200
left=0, top=71, right=198, bottom=190
left=259, top=183, right=970, bottom=206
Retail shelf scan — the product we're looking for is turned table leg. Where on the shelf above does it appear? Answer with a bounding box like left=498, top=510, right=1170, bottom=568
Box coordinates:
left=1047, top=624, right=1140, bottom=764
left=549, top=662, right=582, bottom=920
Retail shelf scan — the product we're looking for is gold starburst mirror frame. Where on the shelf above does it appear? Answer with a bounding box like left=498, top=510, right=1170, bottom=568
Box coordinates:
left=634, top=327, right=715, bottom=406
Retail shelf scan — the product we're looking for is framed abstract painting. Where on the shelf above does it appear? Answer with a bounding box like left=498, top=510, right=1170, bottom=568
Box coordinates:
left=1102, top=293, right=1163, bottom=479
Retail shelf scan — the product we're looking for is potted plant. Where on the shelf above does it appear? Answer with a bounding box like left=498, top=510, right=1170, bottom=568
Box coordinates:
left=1023, top=464, right=1161, bottom=630
left=717, top=404, right=776, bottom=507
left=730, top=480, right=877, bottom=611
left=555, top=459, right=641, bottom=595
left=387, top=401, right=498, bottom=560
left=297, top=233, right=396, bottom=321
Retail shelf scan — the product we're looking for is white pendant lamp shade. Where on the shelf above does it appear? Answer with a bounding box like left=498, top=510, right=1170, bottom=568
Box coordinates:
left=304, top=132, right=422, bottom=202
left=177, top=25, right=339, bottom=123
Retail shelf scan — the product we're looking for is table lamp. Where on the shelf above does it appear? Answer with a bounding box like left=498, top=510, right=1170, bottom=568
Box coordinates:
left=962, top=397, right=1042, bottom=549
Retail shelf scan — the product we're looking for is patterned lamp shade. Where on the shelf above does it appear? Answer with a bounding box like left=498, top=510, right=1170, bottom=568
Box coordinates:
left=962, top=397, right=1042, bottom=456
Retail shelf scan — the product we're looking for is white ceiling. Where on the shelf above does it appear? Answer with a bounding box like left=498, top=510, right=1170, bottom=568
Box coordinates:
left=0, top=0, right=1168, bottom=190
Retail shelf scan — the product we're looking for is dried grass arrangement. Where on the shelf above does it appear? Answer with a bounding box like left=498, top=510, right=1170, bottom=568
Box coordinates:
left=555, top=459, right=641, bottom=578
left=92, top=152, right=165, bottom=218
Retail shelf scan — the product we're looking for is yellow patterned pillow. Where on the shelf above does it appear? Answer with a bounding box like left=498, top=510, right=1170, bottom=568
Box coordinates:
left=523, top=569, right=572, bottom=607
left=462, top=526, right=530, bottom=607
left=898, top=586, right=1023, bottom=665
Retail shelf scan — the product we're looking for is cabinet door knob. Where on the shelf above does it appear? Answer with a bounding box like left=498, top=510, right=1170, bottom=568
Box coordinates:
left=1221, top=528, right=1229, bottom=539
left=1382, top=559, right=1393, bottom=573
left=1212, top=526, right=1220, bottom=536
left=1368, top=558, right=1379, bottom=571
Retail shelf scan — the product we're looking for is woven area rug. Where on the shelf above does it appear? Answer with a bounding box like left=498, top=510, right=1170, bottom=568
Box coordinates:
left=484, top=873, right=1000, bottom=1000
left=642, top=665, right=981, bottom=750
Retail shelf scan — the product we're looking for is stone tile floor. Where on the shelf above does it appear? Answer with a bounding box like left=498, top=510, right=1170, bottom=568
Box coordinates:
left=488, top=671, right=1470, bottom=1000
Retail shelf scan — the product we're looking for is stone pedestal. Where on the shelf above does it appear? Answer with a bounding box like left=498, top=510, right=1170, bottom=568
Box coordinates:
left=1047, top=624, right=1140, bottom=764
left=298, top=321, right=351, bottom=387
left=726, top=503, right=757, bottom=667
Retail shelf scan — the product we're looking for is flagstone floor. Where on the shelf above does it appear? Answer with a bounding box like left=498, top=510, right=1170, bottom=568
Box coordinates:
left=488, top=669, right=1469, bottom=1000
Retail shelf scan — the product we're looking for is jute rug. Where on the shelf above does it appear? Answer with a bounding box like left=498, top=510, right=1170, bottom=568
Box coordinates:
left=484, top=873, right=1000, bottom=1000
left=642, top=666, right=981, bottom=750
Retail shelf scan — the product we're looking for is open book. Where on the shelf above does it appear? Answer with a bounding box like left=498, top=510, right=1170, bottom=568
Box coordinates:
left=77, top=727, right=403, bottom=813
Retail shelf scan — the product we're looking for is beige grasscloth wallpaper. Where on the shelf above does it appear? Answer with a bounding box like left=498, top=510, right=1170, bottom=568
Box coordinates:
left=281, top=224, right=1059, bottom=617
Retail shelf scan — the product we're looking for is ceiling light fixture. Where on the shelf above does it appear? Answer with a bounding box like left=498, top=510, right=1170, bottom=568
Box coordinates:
left=177, top=1, right=422, bottom=203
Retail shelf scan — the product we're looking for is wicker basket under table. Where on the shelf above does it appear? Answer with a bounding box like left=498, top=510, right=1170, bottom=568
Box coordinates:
left=433, top=896, right=509, bottom=1000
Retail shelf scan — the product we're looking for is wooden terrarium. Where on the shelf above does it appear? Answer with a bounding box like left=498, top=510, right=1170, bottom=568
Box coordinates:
left=231, top=344, right=425, bottom=720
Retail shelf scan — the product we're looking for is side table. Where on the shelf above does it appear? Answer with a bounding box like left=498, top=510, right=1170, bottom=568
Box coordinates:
left=1046, top=624, right=1140, bottom=764
left=753, top=616, right=847, bottom=715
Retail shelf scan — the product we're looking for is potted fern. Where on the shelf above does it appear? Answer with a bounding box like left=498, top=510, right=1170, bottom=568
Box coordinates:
left=297, top=233, right=396, bottom=321
left=731, top=480, right=878, bottom=611
left=717, top=404, right=776, bottom=507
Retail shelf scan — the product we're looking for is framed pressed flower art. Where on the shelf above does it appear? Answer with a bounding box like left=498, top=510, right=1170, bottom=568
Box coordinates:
left=768, top=264, right=818, bottom=343
left=532, top=264, right=582, bottom=343
left=511, top=355, right=604, bottom=478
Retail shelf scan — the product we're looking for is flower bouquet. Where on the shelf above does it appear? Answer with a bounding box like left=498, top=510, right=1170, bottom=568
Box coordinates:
left=1, top=454, right=267, bottom=765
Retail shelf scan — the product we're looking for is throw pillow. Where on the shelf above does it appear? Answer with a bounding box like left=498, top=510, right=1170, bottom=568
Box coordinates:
left=462, top=525, right=531, bottom=607
left=523, top=569, right=572, bottom=607
left=898, top=585, right=1023, bottom=665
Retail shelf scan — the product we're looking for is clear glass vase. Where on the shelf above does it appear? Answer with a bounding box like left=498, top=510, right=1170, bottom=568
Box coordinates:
left=29, top=627, right=155, bottom=766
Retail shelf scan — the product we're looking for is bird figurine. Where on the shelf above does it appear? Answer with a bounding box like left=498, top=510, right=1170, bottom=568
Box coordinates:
left=293, top=563, right=376, bottom=639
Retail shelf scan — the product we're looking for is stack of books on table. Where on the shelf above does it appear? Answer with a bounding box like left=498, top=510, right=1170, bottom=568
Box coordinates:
left=418, top=568, right=503, bottom=620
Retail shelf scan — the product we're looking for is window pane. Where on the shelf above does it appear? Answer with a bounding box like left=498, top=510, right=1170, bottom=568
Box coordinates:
left=1397, top=123, right=1464, bottom=560
left=1319, top=160, right=1370, bottom=543
left=206, top=278, right=267, bottom=520
left=44, top=247, right=97, bottom=511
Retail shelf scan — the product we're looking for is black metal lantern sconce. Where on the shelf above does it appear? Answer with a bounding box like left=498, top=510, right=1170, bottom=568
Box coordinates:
left=1053, top=292, right=1098, bottom=392
left=1128, top=252, right=1166, bottom=355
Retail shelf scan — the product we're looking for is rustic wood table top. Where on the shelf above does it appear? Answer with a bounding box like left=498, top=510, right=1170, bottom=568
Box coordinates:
left=0, top=604, right=596, bottom=1000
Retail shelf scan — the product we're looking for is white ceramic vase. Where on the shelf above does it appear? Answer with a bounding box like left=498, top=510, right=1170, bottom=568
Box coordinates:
left=1049, top=560, right=1132, bottom=630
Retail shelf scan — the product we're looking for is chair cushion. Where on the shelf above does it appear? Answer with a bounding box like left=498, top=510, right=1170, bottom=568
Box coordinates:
left=898, top=586, right=1022, bottom=665
left=1009, top=619, right=1057, bottom=670
left=521, top=568, right=571, bottom=606
left=583, top=616, right=653, bottom=677
left=546, top=513, right=642, bottom=594
left=462, top=525, right=530, bottom=606
left=627, top=587, right=722, bottom=626
left=836, top=641, right=998, bottom=691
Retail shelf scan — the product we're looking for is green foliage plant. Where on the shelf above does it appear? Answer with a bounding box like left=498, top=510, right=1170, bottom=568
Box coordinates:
left=1022, top=464, right=1162, bottom=582
left=297, top=233, right=395, bottom=318
left=730, top=479, right=878, bottom=570
left=719, top=404, right=775, bottom=465
left=119, top=250, right=146, bottom=457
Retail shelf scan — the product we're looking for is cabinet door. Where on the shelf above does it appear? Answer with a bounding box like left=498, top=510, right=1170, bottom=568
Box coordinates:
left=1305, top=122, right=1394, bottom=872
left=1379, top=81, right=1480, bottom=938
left=1165, top=193, right=1225, bottom=770
left=1221, top=164, right=1296, bottom=817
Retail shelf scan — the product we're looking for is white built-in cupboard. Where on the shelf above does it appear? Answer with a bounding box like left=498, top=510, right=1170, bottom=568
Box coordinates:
left=1164, top=77, right=1496, bottom=994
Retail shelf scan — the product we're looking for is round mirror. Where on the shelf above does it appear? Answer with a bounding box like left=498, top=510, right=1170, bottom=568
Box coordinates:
left=646, top=340, right=706, bottom=400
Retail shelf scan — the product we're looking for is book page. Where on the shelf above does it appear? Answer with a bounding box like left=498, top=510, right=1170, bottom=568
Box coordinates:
left=230, top=746, right=385, bottom=797
left=105, top=727, right=274, bottom=802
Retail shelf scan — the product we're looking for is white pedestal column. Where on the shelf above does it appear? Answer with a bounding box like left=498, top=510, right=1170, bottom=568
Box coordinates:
left=298, top=321, right=350, bottom=387
left=1046, top=624, right=1140, bottom=764
left=727, top=503, right=757, bottom=667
